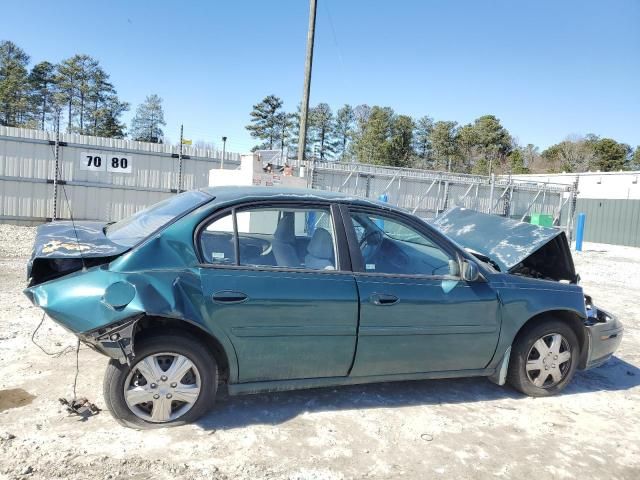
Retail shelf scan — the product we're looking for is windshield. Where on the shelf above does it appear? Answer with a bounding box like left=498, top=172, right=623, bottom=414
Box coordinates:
left=105, top=190, right=211, bottom=247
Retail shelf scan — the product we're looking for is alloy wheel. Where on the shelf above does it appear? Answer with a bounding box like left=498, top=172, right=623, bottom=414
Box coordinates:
left=525, top=333, right=572, bottom=388
left=124, top=352, right=201, bottom=423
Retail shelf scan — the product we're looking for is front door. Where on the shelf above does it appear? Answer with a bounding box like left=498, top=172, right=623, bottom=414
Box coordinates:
left=344, top=207, right=501, bottom=376
left=197, top=203, right=359, bottom=383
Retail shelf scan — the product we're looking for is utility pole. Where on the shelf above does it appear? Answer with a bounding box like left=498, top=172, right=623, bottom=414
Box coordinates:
left=296, top=0, right=318, bottom=171
left=221, top=136, right=227, bottom=169
left=177, top=124, right=184, bottom=193
left=52, top=115, right=60, bottom=220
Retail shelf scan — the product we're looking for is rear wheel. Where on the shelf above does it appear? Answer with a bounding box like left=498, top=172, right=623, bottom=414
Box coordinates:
left=507, top=320, right=579, bottom=397
left=103, top=333, right=217, bottom=429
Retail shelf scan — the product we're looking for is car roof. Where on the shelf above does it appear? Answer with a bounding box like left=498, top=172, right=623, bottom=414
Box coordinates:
left=199, top=185, right=400, bottom=211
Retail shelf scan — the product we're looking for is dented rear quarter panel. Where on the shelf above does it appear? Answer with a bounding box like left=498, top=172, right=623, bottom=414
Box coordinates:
left=25, top=198, right=242, bottom=381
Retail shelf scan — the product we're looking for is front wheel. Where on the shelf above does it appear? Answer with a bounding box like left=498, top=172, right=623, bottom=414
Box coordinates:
left=507, top=320, right=580, bottom=397
left=103, top=333, right=217, bottom=429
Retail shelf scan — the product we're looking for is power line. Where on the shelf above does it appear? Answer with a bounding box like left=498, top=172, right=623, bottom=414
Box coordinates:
left=323, top=0, right=346, bottom=76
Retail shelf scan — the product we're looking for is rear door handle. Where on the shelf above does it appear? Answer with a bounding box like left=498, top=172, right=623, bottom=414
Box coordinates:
left=370, top=293, right=399, bottom=306
left=212, top=291, right=249, bottom=304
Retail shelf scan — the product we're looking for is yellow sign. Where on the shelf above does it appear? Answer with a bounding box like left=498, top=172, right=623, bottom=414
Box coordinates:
left=182, top=138, right=192, bottom=145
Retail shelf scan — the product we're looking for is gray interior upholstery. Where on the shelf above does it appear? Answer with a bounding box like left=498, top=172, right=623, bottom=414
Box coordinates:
left=304, top=228, right=335, bottom=270
left=272, top=212, right=300, bottom=267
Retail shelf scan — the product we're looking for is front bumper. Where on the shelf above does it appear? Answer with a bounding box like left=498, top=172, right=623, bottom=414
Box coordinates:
left=582, top=299, right=623, bottom=370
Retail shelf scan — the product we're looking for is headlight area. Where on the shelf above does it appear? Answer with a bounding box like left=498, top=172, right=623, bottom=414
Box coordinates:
left=582, top=294, right=623, bottom=369
left=79, top=316, right=141, bottom=365
left=584, top=294, right=614, bottom=326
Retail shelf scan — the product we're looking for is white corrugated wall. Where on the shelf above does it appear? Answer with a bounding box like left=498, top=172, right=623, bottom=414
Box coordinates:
left=0, top=126, right=241, bottom=223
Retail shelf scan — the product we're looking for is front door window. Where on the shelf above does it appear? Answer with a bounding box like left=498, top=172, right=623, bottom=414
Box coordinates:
left=350, top=211, right=455, bottom=276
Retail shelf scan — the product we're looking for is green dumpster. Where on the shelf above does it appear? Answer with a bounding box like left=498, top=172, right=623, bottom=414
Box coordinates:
left=530, top=212, right=553, bottom=227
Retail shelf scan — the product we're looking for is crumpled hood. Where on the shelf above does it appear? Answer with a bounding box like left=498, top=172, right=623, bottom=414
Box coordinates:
left=31, top=221, right=126, bottom=259
left=431, top=207, right=577, bottom=282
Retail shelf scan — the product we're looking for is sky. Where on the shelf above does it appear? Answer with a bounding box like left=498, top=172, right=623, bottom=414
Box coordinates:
left=1, top=0, right=638, bottom=153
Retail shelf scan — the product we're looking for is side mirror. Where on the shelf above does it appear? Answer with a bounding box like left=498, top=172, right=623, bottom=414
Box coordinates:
left=462, top=261, right=480, bottom=282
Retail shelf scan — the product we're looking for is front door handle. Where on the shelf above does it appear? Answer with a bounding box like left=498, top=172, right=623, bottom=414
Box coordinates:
left=370, top=293, right=399, bottom=306
left=212, top=291, right=249, bottom=304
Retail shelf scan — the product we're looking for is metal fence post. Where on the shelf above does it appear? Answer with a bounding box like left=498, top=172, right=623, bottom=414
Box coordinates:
left=177, top=124, right=184, bottom=193
left=567, top=176, right=580, bottom=242
left=441, top=180, right=450, bottom=213
left=474, top=183, right=479, bottom=210
left=488, top=174, right=495, bottom=214
left=503, top=182, right=513, bottom=218
left=52, top=120, right=60, bottom=220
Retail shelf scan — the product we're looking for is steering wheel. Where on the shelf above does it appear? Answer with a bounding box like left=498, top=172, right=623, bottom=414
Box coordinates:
left=359, top=229, right=384, bottom=262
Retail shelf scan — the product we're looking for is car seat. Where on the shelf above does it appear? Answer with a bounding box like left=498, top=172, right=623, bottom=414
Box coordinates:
left=272, top=212, right=300, bottom=267
left=304, top=228, right=335, bottom=270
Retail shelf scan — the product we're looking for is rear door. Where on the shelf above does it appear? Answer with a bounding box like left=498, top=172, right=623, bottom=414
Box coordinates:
left=342, top=206, right=501, bottom=376
left=197, top=202, right=359, bottom=383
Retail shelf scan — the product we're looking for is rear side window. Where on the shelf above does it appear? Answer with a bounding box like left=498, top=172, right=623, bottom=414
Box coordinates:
left=106, top=191, right=211, bottom=247
left=199, top=206, right=338, bottom=271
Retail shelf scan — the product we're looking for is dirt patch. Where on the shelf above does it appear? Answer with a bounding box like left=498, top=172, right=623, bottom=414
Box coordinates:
left=0, top=388, right=36, bottom=412
left=0, top=231, right=639, bottom=479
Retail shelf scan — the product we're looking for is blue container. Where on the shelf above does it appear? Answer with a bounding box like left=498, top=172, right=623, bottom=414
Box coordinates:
left=376, top=194, right=388, bottom=229
left=575, top=213, right=586, bottom=251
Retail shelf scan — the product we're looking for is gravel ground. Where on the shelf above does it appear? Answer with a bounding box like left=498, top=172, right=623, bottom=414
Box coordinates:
left=0, top=225, right=639, bottom=480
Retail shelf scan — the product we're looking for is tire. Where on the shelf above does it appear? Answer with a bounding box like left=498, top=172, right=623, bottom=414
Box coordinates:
left=507, top=319, right=579, bottom=397
left=103, top=332, right=218, bottom=429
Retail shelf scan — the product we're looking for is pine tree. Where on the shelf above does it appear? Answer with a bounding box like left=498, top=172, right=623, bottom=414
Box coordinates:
left=334, top=104, right=354, bottom=160
left=387, top=115, right=415, bottom=167
left=56, top=54, right=100, bottom=132
left=430, top=121, right=459, bottom=171
left=245, top=95, right=284, bottom=150
left=413, top=116, right=433, bottom=167
left=130, top=94, right=166, bottom=143
left=0, top=41, right=31, bottom=126
left=631, top=147, right=640, bottom=170
left=28, top=61, right=56, bottom=129
left=93, top=95, right=129, bottom=138
left=86, top=66, right=114, bottom=135
left=275, top=111, right=296, bottom=158
left=308, top=103, right=335, bottom=161
left=456, top=123, right=479, bottom=173
left=352, top=106, right=394, bottom=165
left=471, top=115, right=513, bottom=173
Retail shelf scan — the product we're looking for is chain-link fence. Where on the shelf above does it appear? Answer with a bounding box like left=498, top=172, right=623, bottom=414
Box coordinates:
left=311, top=161, right=577, bottom=237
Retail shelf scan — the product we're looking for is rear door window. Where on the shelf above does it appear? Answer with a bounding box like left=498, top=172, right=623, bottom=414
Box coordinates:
left=199, top=206, right=338, bottom=271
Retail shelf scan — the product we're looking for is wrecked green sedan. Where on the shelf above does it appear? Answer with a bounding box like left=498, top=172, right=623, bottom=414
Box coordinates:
left=24, top=187, right=623, bottom=428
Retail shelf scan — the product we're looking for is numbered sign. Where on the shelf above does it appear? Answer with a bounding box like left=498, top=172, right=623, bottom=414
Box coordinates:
left=106, top=155, right=132, bottom=173
left=80, top=152, right=132, bottom=173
